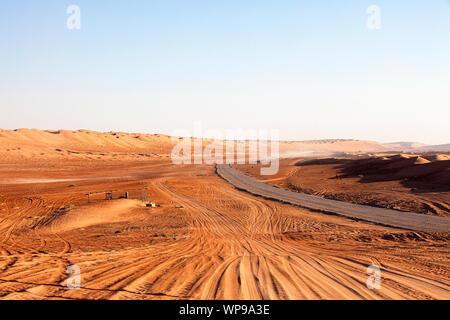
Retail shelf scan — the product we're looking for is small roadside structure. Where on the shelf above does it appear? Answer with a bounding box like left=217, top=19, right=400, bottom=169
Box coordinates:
left=86, top=190, right=117, bottom=203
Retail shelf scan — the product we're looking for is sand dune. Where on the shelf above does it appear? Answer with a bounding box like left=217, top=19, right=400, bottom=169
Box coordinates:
left=0, top=129, right=177, bottom=161
left=295, top=154, right=449, bottom=187
left=40, top=199, right=143, bottom=234
left=337, top=155, right=450, bottom=188
left=0, top=129, right=389, bottom=162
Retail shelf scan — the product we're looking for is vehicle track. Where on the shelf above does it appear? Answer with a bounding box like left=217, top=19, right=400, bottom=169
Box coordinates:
left=0, top=165, right=448, bottom=299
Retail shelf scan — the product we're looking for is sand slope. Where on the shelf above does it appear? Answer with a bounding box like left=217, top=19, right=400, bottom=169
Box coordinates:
left=0, top=129, right=177, bottom=161
left=0, top=129, right=391, bottom=162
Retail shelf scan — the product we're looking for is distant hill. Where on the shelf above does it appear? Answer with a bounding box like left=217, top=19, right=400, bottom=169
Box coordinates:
left=383, top=142, right=428, bottom=150
left=415, top=144, right=450, bottom=152
left=279, top=139, right=388, bottom=157
left=1, top=129, right=446, bottom=161
left=382, top=142, right=450, bottom=152
left=0, top=128, right=390, bottom=160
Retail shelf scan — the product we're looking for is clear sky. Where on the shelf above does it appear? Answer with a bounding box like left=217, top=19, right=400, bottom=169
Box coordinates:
left=1, top=0, right=449, bottom=144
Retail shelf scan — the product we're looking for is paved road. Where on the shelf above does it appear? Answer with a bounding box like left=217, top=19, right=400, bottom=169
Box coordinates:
left=216, top=164, right=450, bottom=232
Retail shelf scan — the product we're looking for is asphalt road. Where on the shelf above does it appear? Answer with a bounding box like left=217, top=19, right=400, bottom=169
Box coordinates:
left=216, top=164, right=450, bottom=232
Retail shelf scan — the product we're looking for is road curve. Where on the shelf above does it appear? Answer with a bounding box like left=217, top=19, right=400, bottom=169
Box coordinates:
left=216, top=164, right=450, bottom=232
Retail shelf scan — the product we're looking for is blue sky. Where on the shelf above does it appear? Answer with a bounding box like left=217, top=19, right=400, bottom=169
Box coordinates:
left=1, top=0, right=449, bottom=144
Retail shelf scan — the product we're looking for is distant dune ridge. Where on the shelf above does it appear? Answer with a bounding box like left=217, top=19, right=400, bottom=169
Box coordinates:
left=383, top=142, right=428, bottom=150
left=0, top=128, right=448, bottom=160
left=0, top=128, right=176, bottom=160
left=415, top=144, right=450, bottom=152
left=383, top=142, right=450, bottom=152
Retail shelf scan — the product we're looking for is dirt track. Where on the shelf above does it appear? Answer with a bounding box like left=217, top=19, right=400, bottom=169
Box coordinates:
left=216, top=164, right=450, bottom=232
left=0, top=161, right=449, bottom=300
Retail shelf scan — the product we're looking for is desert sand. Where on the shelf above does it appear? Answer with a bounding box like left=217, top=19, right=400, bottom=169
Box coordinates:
left=0, top=129, right=449, bottom=300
